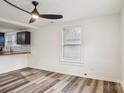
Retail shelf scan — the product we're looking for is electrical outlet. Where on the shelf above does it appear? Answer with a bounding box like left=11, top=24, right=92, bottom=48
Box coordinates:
left=84, top=73, right=87, bottom=76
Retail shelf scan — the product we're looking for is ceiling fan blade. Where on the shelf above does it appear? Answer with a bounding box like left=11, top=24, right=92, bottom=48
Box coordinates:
left=29, top=18, right=36, bottom=24
left=39, top=14, right=63, bottom=19
left=3, top=0, right=31, bottom=14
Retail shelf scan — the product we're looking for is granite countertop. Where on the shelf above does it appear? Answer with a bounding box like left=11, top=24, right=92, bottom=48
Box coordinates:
left=0, top=51, right=31, bottom=56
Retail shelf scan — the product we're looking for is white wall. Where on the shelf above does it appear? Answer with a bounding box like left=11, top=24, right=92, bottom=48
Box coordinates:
left=121, top=8, right=124, bottom=90
left=0, top=55, right=28, bottom=74
left=0, top=29, right=28, bottom=74
left=28, top=15, right=121, bottom=82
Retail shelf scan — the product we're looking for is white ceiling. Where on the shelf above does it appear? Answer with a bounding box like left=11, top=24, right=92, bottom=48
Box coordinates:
left=0, top=0, right=123, bottom=27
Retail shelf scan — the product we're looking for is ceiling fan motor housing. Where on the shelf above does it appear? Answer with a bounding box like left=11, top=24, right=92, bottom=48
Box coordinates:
left=32, top=1, right=39, bottom=6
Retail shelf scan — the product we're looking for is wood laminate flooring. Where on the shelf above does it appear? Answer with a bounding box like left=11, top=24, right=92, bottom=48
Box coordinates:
left=0, top=67, right=123, bottom=93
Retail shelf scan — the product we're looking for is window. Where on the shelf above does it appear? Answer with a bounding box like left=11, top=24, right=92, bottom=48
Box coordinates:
left=5, top=32, right=17, bottom=51
left=5, top=32, right=17, bottom=47
left=61, top=26, right=81, bottom=64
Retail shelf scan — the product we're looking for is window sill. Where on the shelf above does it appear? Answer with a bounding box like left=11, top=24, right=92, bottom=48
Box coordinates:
left=61, top=59, right=83, bottom=65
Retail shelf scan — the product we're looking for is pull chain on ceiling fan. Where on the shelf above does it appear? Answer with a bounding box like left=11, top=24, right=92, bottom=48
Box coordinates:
left=3, top=0, right=63, bottom=23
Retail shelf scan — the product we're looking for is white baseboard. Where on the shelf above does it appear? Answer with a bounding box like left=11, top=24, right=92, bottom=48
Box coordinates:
left=29, top=66, right=119, bottom=82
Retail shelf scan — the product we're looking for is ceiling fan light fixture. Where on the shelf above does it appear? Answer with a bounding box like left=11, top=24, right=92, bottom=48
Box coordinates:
left=32, top=14, right=39, bottom=19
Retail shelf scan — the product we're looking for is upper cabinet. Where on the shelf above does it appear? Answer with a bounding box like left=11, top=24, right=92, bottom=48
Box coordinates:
left=17, top=31, right=31, bottom=45
left=0, top=33, right=5, bottom=47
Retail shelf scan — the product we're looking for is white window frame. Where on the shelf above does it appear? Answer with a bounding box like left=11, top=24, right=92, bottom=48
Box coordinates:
left=60, top=26, right=83, bottom=64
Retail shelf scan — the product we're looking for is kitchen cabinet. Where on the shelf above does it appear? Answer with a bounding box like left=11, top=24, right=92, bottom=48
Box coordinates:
left=17, top=31, right=30, bottom=45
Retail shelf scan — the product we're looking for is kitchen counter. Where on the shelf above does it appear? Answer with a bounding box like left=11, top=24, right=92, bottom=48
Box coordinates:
left=0, top=51, right=31, bottom=56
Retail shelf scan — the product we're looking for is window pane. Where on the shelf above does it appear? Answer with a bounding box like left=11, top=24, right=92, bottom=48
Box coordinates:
left=63, top=27, right=81, bottom=44
left=63, top=45, right=80, bottom=59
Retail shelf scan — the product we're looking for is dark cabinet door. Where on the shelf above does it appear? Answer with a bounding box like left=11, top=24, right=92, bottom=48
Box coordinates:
left=0, top=33, right=5, bottom=47
left=21, top=32, right=26, bottom=44
left=25, top=32, right=30, bottom=44
left=17, top=32, right=22, bottom=44
left=17, top=31, right=30, bottom=45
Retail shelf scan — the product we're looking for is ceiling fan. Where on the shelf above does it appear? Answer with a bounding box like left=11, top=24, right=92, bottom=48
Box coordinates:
left=3, top=0, right=63, bottom=23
